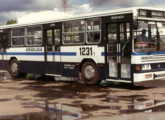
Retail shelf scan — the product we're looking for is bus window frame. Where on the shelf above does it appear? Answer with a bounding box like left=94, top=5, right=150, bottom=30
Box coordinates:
left=62, top=20, right=86, bottom=45
left=11, top=27, right=26, bottom=47
left=11, top=25, right=43, bottom=47
left=86, top=18, right=101, bottom=45
left=26, top=25, right=43, bottom=47
left=133, top=19, right=160, bottom=52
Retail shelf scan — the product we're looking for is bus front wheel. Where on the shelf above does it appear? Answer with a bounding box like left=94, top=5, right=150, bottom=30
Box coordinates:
left=81, top=61, right=100, bottom=85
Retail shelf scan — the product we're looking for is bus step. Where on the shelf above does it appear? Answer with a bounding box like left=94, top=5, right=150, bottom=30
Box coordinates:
left=106, top=79, right=132, bottom=83
left=45, top=74, right=62, bottom=77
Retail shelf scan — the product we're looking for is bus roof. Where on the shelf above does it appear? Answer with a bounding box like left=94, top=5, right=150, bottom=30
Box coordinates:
left=0, top=7, right=165, bottom=29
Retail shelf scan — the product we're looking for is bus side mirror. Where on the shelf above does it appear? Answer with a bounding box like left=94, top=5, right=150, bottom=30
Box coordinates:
left=133, top=20, right=138, bottom=30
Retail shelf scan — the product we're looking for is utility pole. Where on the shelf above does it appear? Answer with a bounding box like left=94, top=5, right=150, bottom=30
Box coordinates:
left=63, top=0, right=67, bottom=12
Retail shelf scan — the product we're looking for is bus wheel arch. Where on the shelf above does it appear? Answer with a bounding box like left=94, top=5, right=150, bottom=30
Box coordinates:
left=80, top=59, right=101, bottom=85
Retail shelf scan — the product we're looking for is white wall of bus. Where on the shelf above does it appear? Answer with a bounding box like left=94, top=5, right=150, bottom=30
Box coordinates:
left=0, top=45, right=105, bottom=64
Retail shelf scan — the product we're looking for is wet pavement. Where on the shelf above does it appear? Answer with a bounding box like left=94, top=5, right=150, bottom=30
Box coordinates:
left=0, top=71, right=165, bottom=119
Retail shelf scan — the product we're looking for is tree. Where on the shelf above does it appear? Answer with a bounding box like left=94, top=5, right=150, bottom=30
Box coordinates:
left=6, top=20, right=17, bottom=25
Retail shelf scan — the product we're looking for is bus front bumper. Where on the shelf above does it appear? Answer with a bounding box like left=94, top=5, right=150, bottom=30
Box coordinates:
left=134, top=71, right=165, bottom=83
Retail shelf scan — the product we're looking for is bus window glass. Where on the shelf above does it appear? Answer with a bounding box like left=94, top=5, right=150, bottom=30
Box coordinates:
left=63, top=20, right=85, bottom=44
left=134, top=21, right=157, bottom=52
left=12, top=28, right=25, bottom=36
left=26, top=26, right=42, bottom=46
left=73, top=21, right=85, bottom=32
left=87, top=32, right=100, bottom=43
left=12, top=37, right=25, bottom=46
left=47, top=30, right=53, bottom=45
left=120, top=24, right=124, bottom=42
left=87, top=19, right=100, bottom=31
left=64, top=22, right=72, bottom=32
left=12, top=28, right=25, bottom=46
left=54, top=29, right=61, bottom=51
left=157, top=22, right=165, bottom=51
left=0, top=33, right=8, bottom=48
left=87, top=18, right=101, bottom=43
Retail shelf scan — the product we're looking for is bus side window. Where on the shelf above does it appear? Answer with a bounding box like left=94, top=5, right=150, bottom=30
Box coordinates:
left=63, top=20, right=85, bottom=44
left=0, top=33, right=8, bottom=48
left=27, top=26, right=42, bottom=46
left=87, top=18, right=101, bottom=44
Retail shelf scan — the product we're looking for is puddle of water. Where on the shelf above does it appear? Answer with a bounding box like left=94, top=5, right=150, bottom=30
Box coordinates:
left=0, top=100, right=88, bottom=120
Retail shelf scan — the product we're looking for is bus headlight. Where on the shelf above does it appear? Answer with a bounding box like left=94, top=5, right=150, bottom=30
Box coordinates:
left=142, top=64, right=151, bottom=70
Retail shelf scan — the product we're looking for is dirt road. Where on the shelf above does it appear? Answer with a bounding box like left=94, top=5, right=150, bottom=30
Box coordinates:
left=0, top=71, right=165, bottom=120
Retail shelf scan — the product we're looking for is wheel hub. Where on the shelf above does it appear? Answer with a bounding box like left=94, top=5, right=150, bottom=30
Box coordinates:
left=84, top=65, right=95, bottom=79
left=11, top=63, right=18, bottom=73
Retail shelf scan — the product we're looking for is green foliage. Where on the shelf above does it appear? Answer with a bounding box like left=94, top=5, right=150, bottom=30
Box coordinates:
left=6, top=20, right=17, bottom=25
left=26, top=74, right=35, bottom=80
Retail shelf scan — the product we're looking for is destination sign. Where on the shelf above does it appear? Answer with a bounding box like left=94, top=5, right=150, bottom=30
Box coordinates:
left=139, top=9, right=165, bottom=19
left=111, top=15, right=124, bottom=20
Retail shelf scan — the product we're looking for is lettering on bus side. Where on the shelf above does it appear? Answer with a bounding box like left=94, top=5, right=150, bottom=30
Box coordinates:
left=26, top=47, right=43, bottom=52
left=79, top=47, right=93, bottom=56
left=64, top=64, right=75, bottom=70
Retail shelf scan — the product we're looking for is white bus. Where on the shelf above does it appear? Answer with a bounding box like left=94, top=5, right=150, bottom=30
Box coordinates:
left=0, top=7, right=165, bottom=85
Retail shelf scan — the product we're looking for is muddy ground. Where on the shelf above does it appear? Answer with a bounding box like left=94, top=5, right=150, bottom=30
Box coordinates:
left=0, top=71, right=165, bottom=120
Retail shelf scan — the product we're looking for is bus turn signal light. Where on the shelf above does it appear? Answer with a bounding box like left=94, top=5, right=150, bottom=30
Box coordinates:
left=135, top=65, right=141, bottom=71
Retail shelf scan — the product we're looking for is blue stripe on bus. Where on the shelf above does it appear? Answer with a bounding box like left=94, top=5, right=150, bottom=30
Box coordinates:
left=101, top=52, right=105, bottom=56
left=47, top=52, right=77, bottom=56
left=101, top=52, right=121, bottom=56
left=117, top=52, right=121, bottom=56
left=132, top=51, right=165, bottom=55
left=0, top=52, right=77, bottom=56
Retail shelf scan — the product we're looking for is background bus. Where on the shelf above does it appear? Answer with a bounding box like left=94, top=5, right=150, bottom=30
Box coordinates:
left=0, top=7, right=165, bottom=85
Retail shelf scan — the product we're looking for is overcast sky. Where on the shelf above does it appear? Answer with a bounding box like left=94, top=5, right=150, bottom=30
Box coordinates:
left=0, top=0, right=164, bottom=24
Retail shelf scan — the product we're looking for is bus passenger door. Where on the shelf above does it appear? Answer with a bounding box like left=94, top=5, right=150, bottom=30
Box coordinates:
left=45, top=28, right=61, bottom=75
left=0, top=33, right=8, bottom=70
left=107, top=22, right=131, bottom=80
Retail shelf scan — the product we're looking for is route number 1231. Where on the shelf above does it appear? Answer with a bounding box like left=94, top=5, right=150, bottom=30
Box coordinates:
left=79, top=47, right=93, bottom=56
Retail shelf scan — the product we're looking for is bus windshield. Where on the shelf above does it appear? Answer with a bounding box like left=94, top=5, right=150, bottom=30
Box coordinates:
left=134, top=21, right=165, bottom=52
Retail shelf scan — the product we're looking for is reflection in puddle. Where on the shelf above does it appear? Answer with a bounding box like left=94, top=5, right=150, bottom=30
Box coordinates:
left=0, top=100, right=87, bottom=120
left=134, top=99, right=165, bottom=112
left=121, top=98, right=165, bottom=115
left=36, top=100, right=87, bottom=120
left=105, top=95, right=119, bottom=103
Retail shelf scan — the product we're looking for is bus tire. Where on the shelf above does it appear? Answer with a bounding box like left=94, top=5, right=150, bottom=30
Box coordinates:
left=82, top=61, right=100, bottom=85
left=9, top=59, right=21, bottom=78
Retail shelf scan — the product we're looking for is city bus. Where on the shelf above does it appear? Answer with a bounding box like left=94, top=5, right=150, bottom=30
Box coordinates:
left=0, top=7, right=165, bottom=85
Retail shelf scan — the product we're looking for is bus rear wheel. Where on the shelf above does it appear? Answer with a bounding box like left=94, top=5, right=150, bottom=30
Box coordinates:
left=81, top=61, right=100, bottom=85
left=9, top=59, right=26, bottom=78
